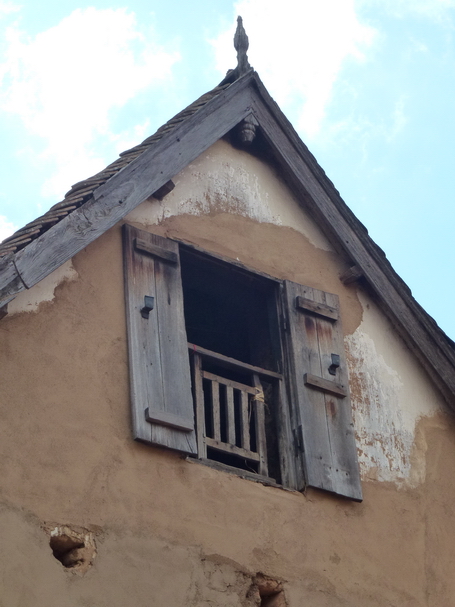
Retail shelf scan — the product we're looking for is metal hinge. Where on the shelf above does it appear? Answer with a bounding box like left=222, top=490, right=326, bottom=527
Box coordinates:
left=293, top=425, right=304, bottom=455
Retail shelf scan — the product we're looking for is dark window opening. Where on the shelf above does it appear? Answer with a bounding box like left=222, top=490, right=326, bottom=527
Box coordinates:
left=181, top=247, right=282, bottom=482
left=180, top=248, right=280, bottom=370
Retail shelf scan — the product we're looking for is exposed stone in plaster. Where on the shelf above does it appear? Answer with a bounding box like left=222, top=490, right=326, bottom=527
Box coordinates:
left=126, top=139, right=332, bottom=252
left=346, top=291, right=442, bottom=487
left=7, top=260, right=78, bottom=315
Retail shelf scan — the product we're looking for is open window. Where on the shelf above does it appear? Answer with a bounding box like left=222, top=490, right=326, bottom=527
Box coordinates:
left=123, top=225, right=362, bottom=501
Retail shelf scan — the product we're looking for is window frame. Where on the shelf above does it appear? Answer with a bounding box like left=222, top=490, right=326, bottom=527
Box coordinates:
left=123, top=224, right=362, bottom=501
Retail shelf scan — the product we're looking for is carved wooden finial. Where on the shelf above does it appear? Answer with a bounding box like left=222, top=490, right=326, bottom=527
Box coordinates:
left=234, top=16, right=251, bottom=76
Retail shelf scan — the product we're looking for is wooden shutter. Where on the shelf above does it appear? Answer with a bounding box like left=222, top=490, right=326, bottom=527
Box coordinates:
left=123, top=224, right=197, bottom=455
left=284, top=281, right=362, bottom=501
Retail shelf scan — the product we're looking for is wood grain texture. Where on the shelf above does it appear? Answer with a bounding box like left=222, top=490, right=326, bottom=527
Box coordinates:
left=123, top=224, right=197, bottom=454
left=252, top=374, right=268, bottom=477
left=188, top=343, right=282, bottom=380
left=135, top=238, right=178, bottom=264
left=284, top=280, right=362, bottom=500
left=145, top=408, right=194, bottom=432
left=303, top=373, right=347, bottom=397
left=211, top=379, right=221, bottom=442
left=2, top=74, right=255, bottom=301
left=0, top=255, right=25, bottom=306
left=192, top=353, right=207, bottom=458
left=239, top=390, right=250, bottom=451
left=295, top=296, right=338, bottom=321
left=202, top=370, right=257, bottom=394
left=205, top=437, right=260, bottom=462
left=226, top=386, right=236, bottom=445
left=340, top=265, right=363, bottom=285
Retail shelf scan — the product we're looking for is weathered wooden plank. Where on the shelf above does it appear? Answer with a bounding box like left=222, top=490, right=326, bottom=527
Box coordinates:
left=135, top=238, right=178, bottom=264
left=152, top=179, right=175, bottom=201
left=5, top=76, right=255, bottom=298
left=303, top=373, right=347, bottom=398
left=322, top=291, right=362, bottom=500
left=211, top=380, right=221, bottom=442
left=150, top=233, right=196, bottom=454
left=202, top=370, right=257, bottom=394
left=205, top=437, right=260, bottom=462
left=123, top=225, right=196, bottom=454
left=192, top=353, right=207, bottom=458
left=0, top=255, right=25, bottom=306
left=284, top=281, right=333, bottom=493
left=145, top=408, right=194, bottom=431
left=123, top=224, right=161, bottom=443
left=226, top=386, right=236, bottom=445
left=340, top=265, right=363, bottom=285
left=239, top=390, right=250, bottom=451
left=188, top=343, right=282, bottom=380
left=295, top=296, right=338, bottom=321
left=252, top=374, right=268, bottom=477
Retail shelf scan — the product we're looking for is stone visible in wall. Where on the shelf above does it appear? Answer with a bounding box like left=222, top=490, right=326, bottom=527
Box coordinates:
left=247, top=573, right=287, bottom=607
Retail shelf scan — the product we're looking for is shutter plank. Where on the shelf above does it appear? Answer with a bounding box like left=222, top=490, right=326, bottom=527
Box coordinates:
left=123, top=224, right=196, bottom=454
left=124, top=225, right=164, bottom=443
left=284, top=281, right=362, bottom=500
left=323, top=292, right=362, bottom=500
left=293, top=285, right=333, bottom=492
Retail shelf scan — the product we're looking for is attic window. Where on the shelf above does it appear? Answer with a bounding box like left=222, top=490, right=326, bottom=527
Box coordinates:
left=123, top=224, right=362, bottom=500
left=180, top=247, right=282, bottom=480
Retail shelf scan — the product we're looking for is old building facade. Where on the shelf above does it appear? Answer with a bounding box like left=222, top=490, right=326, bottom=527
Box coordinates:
left=1, top=21, right=455, bottom=607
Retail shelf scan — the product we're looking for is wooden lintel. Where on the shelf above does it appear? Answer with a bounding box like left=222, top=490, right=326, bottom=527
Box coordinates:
left=152, top=179, right=175, bottom=200
left=340, top=265, right=363, bottom=285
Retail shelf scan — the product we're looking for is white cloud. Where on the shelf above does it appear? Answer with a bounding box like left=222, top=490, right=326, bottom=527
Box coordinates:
left=365, top=0, right=455, bottom=22
left=0, top=7, right=180, bottom=200
left=0, top=214, right=17, bottom=241
left=211, top=0, right=377, bottom=138
left=0, top=1, right=20, bottom=18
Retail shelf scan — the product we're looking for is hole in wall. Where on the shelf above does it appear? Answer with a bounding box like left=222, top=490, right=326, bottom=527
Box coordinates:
left=248, top=573, right=287, bottom=607
left=48, top=526, right=96, bottom=574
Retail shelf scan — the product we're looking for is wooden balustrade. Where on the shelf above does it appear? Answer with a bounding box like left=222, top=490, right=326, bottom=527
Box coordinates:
left=189, top=343, right=281, bottom=477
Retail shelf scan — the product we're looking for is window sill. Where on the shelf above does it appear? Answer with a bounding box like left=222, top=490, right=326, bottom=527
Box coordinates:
left=185, top=456, right=298, bottom=492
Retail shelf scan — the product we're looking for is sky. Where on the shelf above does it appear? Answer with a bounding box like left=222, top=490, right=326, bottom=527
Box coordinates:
left=0, top=0, right=454, bottom=339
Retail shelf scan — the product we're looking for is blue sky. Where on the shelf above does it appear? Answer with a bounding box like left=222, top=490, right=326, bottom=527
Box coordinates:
left=0, top=0, right=454, bottom=339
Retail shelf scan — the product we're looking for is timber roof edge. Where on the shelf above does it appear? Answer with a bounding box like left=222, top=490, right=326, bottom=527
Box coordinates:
left=0, top=81, right=231, bottom=259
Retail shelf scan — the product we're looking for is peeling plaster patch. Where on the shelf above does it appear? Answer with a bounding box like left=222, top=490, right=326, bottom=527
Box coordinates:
left=346, top=330, right=413, bottom=485
left=8, top=260, right=78, bottom=314
left=126, top=139, right=332, bottom=252
left=345, top=291, right=442, bottom=487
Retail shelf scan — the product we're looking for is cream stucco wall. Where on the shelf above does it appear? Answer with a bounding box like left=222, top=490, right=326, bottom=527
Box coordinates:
left=2, top=137, right=454, bottom=607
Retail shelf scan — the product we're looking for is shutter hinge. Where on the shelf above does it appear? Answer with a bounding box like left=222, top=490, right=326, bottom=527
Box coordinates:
left=293, top=425, right=304, bottom=455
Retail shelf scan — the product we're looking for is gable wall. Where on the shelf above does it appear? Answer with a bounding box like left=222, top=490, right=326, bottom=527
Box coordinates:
left=1, top=139, right=454, bottom=606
